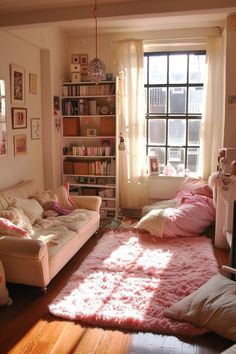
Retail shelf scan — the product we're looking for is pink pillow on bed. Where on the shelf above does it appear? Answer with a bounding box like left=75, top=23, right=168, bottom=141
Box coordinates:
left=163, top=193, right=215, bottom=238
left=0, top=217, right=30, bottom=239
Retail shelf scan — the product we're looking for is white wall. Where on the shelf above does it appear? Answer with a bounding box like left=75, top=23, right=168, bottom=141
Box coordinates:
left=0, top=30, right=44, bottom=190
left=5, top=26, right=68, bottom=190
left=223, top=14, right=236, bottom=148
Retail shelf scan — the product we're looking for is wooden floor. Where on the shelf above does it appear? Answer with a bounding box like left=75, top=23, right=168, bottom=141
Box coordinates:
left=0, top=225, right=234, bottom=354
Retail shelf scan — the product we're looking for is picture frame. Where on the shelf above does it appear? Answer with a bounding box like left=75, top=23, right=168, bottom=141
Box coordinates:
left=13, top=134, right=27, bottom=156
left=29, top=73, right=38, bottom=94
left=106, top=73, right=113, bottom=81
left=31, top=118, right=41, bottom=140
left=10, top=64, right=25, bottom=105
left=148, top=156, right=159, bottom=175
left=79, top=54, right=88, bottom=65
left=81, top=65, right=88, bottom=74
left=87, top=128, right=97, bottom=136
left=71, top=54, right=80, bottom=64
left=0, top=122, right=7, bottom=157
left=12, top=107, right=27, bottom=129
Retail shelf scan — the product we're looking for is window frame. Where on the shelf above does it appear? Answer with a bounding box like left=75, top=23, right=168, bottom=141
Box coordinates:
left=144, top=50, right=206, bottom=175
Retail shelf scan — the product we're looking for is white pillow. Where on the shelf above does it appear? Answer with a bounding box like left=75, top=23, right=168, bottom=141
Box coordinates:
left=137, top=208, right=175, bottom=237
left=165, top=274, right=236, bottom=341
left=15, top=198, right=44, bottom=224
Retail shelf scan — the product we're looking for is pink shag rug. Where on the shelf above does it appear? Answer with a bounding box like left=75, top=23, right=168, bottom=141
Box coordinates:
left=49, top=229, right=219, bottom=336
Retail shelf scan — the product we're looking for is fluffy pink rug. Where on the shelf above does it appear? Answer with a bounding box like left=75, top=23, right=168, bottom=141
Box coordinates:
left=49, top=229, right=219, bottom=336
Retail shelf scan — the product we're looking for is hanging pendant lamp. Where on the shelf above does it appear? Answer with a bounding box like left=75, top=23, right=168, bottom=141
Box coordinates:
left=88, top=0, right=105, bottom=84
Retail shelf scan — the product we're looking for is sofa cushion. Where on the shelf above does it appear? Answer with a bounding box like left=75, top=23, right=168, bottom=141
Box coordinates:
left=0, top=217, right=30, bottom=239
left=54, top=183, right=76, bottom=209
left=0, top=207, right=32, bottom=234
left=0, top=180, right=38, bottom=199
left=15, top=198, right=44, bottom=224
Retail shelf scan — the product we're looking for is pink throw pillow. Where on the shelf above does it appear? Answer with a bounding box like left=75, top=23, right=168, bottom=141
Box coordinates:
left=0, top=218, right=30, bottom=239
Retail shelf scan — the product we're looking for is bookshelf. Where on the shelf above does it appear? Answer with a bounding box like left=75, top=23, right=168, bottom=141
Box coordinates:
left=61, top=80, right=118, bottom=219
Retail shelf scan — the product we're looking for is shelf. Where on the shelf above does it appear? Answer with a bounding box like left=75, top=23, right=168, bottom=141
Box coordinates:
left=63, top=115, right=115, bottom=118
left=63, top=81, right=115, bottom=85
left=100, top=207, right=116, bottom=211
left=64, top=174, right=116, bottom=178
left=63, top=135, right=116, bottom=139
left=63, top=155, right=115, bottom=158
left=70, top=183, right=116, bottom=189
left=62, top=79, right=118, bottom=219
left=62, top=95, right=115, bottom=99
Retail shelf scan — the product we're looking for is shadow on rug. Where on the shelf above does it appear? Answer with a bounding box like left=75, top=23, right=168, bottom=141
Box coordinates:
left=49, top=229, right=219, bottom=336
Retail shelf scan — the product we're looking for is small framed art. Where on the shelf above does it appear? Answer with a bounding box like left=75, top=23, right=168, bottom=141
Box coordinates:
left=12, top=107, right=27, bottom=129
left=87, top=128, right=97, bottom=136
left=31, top=118, right=41, bottom=139
left=0, top=122, right=7, bottom=157
left=148, top=156, right=159, bottom=175
left=72, top=54, right=80, bottom=64
left=13, top=134, right=27, bottom=156
left=29, top=73, right=38, bottom=94
left=79, top=54, right=88, bottom=65
left=10, top=64, right=25, bottom=105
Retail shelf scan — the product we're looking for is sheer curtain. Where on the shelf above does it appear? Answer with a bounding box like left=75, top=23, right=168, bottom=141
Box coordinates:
left=114, top=40, right=148, bottom=208
left=200, top=36, right=224, bottom=180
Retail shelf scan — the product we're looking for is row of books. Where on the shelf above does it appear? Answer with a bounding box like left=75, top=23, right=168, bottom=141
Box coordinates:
left=62, top=99, right=113, bottom=116
left=89, top=160, right=116, bottom=176
left=62, top=99, right=92, bottom=116
left=62, top=84, right=115, bottom=97
left=72, top=146, right=112, bottom=156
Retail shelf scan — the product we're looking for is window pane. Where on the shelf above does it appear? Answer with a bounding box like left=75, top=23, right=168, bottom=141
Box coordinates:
left=188, top=120, right=201, bottom=145
left=144, top=87, right=147, bottom=113
left=188, top=87, right=203, bottom=114
left=149, top=87, right=167, bottom=114
left=144, top=56, right=147, bottom=85
left=167, top=147, right=185, bottom=174
left=189, top=54, right=205, bottom=83
left=168, top=119, right=186, bottom=146
left=169, top=87, right=186, bottom=114
left=187, top=148, right=199, bottom=175
left=148, top=119, right=166, bottom=145
left=169, top=54, right=187, bottom=84
left=148, top=147, right=165, bottom=172
left=149, top=55, right=167, bottom=84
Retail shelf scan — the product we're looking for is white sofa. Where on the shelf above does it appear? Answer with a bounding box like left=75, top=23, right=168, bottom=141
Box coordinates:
left=0, top=180, right=101, bottom=289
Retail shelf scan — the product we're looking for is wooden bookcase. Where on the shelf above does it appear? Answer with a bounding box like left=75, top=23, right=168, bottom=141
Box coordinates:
left=61, top=80, right=119, bottom=219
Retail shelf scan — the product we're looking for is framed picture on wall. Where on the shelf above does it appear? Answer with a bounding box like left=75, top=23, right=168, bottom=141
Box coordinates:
left=10, top=64, right=25, bottom=105
left=0, top=121, right=7, bottom=157
left=29, top=73, right=38, bottom=94
left=13, top=134, right=27, bottom=156
left=31, top=118, right=41, bottom=139
left=79, top=54, right=88, bottom=65
left=148, top=156, right=159, bottom=175
left=12, top=107, right=27, bottom=129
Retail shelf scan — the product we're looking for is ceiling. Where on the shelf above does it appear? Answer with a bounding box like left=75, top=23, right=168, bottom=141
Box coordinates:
left=0, top=0, right=235, bottom=35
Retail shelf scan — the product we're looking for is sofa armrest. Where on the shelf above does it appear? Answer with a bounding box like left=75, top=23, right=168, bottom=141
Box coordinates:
left=0, top=236, right=50, bottom=288
left=70, top=195, right=102, bottom=212
left=0, top=236, right=46, bottom=259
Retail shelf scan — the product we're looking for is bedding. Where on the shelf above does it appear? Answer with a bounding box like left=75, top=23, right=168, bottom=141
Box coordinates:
left=138, top=179, right=215, bottom=238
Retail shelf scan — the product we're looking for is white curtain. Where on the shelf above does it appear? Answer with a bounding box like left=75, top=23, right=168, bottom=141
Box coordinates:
left=114, top=40, right=148, bottom=208
left=200, top=36, right=224, bottom=180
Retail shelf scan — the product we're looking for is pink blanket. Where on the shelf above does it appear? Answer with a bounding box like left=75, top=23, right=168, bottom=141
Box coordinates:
left=163, top=190, right=215, bottom=237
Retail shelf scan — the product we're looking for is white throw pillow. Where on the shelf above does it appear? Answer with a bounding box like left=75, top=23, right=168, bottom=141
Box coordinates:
left=15, top=198, right=44, bottom=224
left=165, top=274, right=236, bottom=341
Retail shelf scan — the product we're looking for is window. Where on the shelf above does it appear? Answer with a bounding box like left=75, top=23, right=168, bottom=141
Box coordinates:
left=144, top=51, right=206, bottom=176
